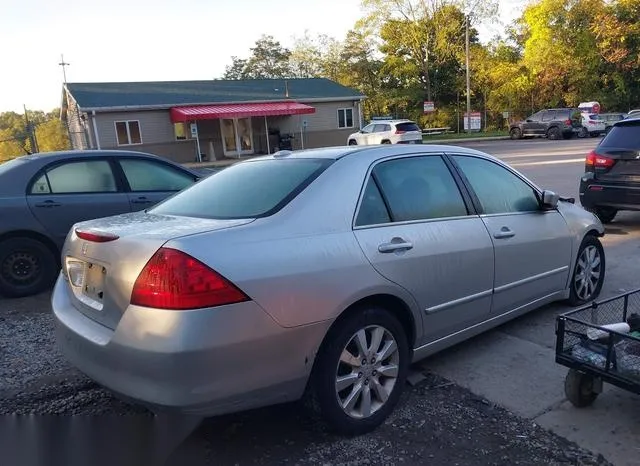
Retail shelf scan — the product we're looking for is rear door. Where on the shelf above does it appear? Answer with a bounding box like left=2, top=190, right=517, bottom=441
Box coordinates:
left=522, top=111, right=544, bottom=136
left=594, top=123, right=640, bottom=184
left=541, top=110, right=556, bottom=134
left=450, top=154, right=572, bottom=315
left=26, top=158, right=131, bottom=247
left=352, top=154, right=495, bottom=343
left=115, top=157, right=197, bottom=210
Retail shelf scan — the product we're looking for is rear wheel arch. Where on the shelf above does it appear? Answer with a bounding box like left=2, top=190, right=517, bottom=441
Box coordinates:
left=313, top=294, right=417, bottom=363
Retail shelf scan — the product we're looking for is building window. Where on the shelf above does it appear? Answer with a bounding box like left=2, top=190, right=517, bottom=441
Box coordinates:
left=174, top=122, right=187, bottom=140
left=338, top=108, right=354, bottom=129
left=115, top=121, right=142, bottom=145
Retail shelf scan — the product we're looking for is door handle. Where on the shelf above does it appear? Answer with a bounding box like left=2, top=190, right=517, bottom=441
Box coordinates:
left=493, top=227, right=515, bottom=239
left=131, top=197, right=153, bottom=204
left=378, top=238, right=413, bottom=253
left=34, top=201, right=61, bottom=208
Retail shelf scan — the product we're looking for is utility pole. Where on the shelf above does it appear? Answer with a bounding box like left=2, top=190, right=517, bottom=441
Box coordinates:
left=23, top=105, right=39, bottom=154
left=465, top=14, right=471, bottom=133
left=59, top=54, right=70, bottom=84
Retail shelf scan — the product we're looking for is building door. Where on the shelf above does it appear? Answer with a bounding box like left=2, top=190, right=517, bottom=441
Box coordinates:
left=221, top=118, right=254, bottom=157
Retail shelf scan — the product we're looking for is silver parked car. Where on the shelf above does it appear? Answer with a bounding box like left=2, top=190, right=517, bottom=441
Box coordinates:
left=52, top=145, right=605, bottom=435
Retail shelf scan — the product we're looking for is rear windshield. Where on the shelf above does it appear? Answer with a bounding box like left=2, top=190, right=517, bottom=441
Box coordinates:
left=599, top=124, right=640, bottom=148
left=395, top=122, right=421, bottom=132
left=150, top=158, right=332, bottom=219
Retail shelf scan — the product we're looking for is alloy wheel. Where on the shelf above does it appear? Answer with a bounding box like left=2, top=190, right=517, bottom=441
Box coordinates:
left=574, top=245, right=602, bottom=301
left=335, top=325, right=400, bottom=419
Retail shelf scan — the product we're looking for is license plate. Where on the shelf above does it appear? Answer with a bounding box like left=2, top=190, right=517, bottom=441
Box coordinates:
left=83, top=262, right=106, bottom=302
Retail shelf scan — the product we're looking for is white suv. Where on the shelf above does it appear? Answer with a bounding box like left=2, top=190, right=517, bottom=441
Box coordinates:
left=347, top=119, right=423, bottom=145
left=578, top=112, right=606, bottom=138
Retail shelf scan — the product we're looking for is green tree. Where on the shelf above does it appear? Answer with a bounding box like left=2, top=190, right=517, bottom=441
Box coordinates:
left=223, top=35, right=292, bottom=79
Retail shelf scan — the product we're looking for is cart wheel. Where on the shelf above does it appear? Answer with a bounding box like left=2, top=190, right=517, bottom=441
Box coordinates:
left=565, top=369, right=600, bottom=408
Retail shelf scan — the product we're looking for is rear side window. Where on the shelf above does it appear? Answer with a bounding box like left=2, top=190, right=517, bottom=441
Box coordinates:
left=150, top=159, right=331, bottom=219
left=600, top=125, right=640, bottom=148
left=395, top=122, right=421, bottom=132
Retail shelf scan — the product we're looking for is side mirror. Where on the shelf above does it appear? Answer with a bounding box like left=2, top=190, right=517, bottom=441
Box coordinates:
left=541, top=190, right=559, bottom=209
left=526, top=119, right=533, bottom=123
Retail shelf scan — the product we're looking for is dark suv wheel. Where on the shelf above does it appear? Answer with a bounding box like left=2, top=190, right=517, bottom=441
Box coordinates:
left=510, top=128, right=522, bottom=140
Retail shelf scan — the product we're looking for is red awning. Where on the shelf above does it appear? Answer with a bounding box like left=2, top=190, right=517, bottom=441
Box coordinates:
left=170, top=101, right=316, bottom=122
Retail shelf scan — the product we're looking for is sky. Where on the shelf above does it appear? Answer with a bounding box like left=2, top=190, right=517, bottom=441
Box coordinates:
left=0, top=0, right=528, bottom=113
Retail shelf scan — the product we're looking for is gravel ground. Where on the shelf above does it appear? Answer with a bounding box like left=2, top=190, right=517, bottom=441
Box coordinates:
left=0, top=295, right=614, bottom=465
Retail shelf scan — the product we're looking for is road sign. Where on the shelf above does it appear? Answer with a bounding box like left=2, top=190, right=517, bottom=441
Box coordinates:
left=464, top=112, right=482, bottom=131
left=190, top=123, right=198, bottom=138
left=423, top=101, right=435, bottom=113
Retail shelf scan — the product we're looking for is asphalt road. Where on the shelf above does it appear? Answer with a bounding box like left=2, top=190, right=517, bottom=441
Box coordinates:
left=1, top=137, right=636, bottom=465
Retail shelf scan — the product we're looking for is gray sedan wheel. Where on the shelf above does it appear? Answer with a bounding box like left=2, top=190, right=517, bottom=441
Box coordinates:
left=306, top=307, right=409, bottom=435
left=567, top=235, right=605, bottom=306
left=0, top=237, right=57, bottom=298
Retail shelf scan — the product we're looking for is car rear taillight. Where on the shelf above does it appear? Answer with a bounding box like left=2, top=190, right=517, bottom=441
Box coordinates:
left=75, top=229, right=119, bottom=243
left=585, top=150, right=615, bottom=169
left=131, top=247, right=249, bottom=310
left=565, top=119, right=572, bottom=125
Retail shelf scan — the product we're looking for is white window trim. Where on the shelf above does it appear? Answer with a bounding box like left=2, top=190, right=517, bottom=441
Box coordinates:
left=114, top=120, right=143, bottom=146
left=337, top=108, right=355, bottom=129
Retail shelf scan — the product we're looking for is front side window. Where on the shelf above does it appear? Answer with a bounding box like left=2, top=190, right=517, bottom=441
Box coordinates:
left=528, top=111, right=543, bottom=122
left=30, top=160, right=117, bottom=194
left=150, top=159, right=331, bottom=219
left=357, top=155, right=468, bottom=225
left=119, top=159, right=194, bottom=192
left=115, top=121, right=142, bottom=145
left=338, top=108, right=354, bottom=129
left=453, top=155, right=540, bottom=215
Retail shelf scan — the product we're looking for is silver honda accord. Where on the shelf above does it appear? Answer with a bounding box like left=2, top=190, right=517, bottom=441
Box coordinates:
left=52, top=145, right=605, bottom=435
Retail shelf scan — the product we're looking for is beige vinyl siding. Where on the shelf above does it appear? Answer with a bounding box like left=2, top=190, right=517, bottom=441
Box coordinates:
left=304, top=101, right=357, bottom=132
left=95, top=110, right=176, bottom=147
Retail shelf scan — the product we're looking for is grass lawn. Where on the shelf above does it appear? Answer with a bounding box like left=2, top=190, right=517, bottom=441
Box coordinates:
left=423, top=130, right=509, bottom=141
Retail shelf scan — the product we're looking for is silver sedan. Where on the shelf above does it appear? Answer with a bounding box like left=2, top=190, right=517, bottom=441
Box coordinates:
left=52, top=145, right=605, bottom=435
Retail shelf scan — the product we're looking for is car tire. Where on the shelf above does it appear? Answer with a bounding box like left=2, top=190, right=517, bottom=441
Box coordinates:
left=381, top=140, right=391, bottom=144
left=0, top=237, right=58, bottom=298
left=547, top=127, right=562, bottom=140
left=305, top=307, right=410, bottom=436
left=577, top=127, right=588, bottom=138
left=592, top=207, right=617, bottom=224
left=566, top=235, right=605, bottom=307
left=509, top=128, right=522, bottom=140
left=565, top=369, right=599, bottom=408
left=348, top=140, right=357, bottom=146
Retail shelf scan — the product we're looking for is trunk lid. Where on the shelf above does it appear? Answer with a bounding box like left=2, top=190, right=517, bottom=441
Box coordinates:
left=61, top=212, right=254, bottom=329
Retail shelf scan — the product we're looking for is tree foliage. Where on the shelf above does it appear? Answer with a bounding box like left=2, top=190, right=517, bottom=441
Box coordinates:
left=0, top=109, right=70, bottom=162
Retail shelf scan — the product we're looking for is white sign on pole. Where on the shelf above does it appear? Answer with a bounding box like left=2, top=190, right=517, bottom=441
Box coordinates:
left=464, top=112, right=481, bottom=131
left=302, top=119, right=308, bottom=128
left=423, top=101, right=435, bottom=113
left=190, top=123, right=198, bottom=138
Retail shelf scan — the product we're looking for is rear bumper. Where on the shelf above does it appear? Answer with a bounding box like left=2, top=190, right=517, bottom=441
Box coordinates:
left=579, top=178, right=640, bottom=211
left=52, top=274, right=330, bottom=416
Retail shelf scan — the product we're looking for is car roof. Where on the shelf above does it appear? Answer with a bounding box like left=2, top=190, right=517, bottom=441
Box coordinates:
left=244, top=144, right=493, bottom=163
left=369, top=119, right=415, bottom=123
left=615, top=116, right=640, bottom=126
left=11, top=149, right=171, bottom=163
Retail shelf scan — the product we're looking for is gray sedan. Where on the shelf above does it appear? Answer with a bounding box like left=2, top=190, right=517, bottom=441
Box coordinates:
left=0, top=150, right=201, bottom=298
left=52, top=145, right=605, bottom=435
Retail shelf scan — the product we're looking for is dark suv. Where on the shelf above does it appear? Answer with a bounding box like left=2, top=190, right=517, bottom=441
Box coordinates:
left=510, top=108, right=582, bottom=140
left=579, top=117, right=640, bottom=223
